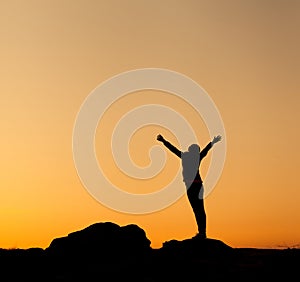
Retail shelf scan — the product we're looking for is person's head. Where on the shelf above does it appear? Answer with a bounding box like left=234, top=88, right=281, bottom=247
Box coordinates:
left=188, top=144, right=200, bottom=154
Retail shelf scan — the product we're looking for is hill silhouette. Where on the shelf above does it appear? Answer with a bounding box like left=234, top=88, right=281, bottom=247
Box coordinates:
left=46, top=222, right=151, bottom=261
left=0, top=222, right=299, bottom=281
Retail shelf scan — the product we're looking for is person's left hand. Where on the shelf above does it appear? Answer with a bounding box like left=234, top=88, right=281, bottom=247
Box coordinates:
left=213, top=135, right=222, bottom=144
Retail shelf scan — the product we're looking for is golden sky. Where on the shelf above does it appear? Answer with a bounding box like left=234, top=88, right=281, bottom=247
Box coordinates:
left=1, top=0, right=300, bottom=249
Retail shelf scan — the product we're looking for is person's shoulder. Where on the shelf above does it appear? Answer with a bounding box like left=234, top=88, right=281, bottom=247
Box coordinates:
left=181, top=151, right=189, bottom=158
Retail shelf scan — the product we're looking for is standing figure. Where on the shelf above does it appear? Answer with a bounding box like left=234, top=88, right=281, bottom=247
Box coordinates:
left=157, top=134, right=222, bottom=239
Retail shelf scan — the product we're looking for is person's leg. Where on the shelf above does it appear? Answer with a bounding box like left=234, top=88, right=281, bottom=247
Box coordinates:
left=195, top=198, right=206, bottom=237
left=187, top=183, right=206, bottom=238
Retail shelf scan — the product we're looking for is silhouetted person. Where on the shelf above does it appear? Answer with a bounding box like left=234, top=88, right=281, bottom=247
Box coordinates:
left=157, top=134, right=222, bottom=239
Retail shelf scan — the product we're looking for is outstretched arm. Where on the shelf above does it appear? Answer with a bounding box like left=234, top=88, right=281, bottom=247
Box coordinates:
left=157, top=134, right=182, bottom=158
left=200, top=135, right=222, bottom=159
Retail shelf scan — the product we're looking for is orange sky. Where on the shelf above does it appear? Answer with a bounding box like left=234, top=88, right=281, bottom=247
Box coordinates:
left=1, top=0, right=300, bottom=250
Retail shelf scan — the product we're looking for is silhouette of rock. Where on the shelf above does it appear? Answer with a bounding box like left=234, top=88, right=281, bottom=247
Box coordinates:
left=147, top=237, right=235, bottom=280
left=45, top=222, right=151, bottom=262
left=1, top=222, right=299, bottom=281
left=160, top=237, right=233, bottom=259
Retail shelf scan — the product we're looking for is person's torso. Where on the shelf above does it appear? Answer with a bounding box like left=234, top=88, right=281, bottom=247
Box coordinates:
left=181, top=152, right=202, bottom=183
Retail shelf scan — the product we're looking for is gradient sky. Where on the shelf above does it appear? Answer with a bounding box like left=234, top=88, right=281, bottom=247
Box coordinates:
left=1, top=0, right=300, bottom=250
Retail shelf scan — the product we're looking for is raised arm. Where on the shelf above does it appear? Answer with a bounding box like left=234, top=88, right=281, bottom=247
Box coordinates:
left=200, top=135, right=222, bottom=159
left=157, top=134, right=182, bottom=158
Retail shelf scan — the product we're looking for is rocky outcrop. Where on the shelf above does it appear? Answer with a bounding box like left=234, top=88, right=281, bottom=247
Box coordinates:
left=45, top=222, right=151, bottom=261
left=1, top=222, right=299, bottom=281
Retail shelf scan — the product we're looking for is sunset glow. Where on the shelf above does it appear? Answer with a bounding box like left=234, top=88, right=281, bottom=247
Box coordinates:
left=1, top=0, right=299, bottom=250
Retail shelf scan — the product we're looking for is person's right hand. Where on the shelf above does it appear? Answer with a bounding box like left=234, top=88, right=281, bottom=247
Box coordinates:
left=157, top=134, right=164, bottom=142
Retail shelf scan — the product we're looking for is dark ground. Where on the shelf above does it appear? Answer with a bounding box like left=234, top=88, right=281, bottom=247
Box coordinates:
left=0, top=222, right=299, bottom=281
